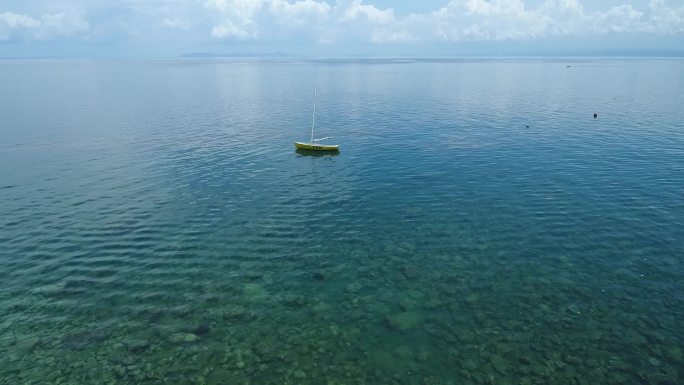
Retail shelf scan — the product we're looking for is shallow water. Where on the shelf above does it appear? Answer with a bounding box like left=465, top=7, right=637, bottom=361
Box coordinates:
left=1, top=58, right=684, bottom=384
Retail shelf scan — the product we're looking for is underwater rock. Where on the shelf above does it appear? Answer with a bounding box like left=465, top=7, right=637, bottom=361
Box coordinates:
left=490, top=354, right=510, bottom=374
left=244, top=271, right=263, bottom=280
left=254, top=340, right=278, bottom=360
left=222, top=305, right=247, bottom=321
left=29, top=281, right=67, bottom=296
left=2, top=358, right=21, bottom=376
left=454, top=330, right=476, bottom=344
left=584, top=358, right=599, bottom=368
left=422, top=376, right=442, bottom=385
left=370, top=350, right=396, bottom=372
left=282, top=294, right=307, bottom=307
left=356, top=265, right=374, bottom=278
left=408, top=290, right=426, bottom=300
left=474, top=311, right=487, bottom=323
left=63, top=329, right=108, bottom=351
left=206, top=369, right=231, bottom=385
left=461, top=358, right=479, bottom=371
left=142, top=362, right=161, bottom=380
left=518, top=355, right=532, bottom=365
left=384, top=311, right=424, bottom=331
left=243, top=283, right=268, bottom=300
left=464, top=293, right=479, bottom=305
left=369, top=302, right=391, bottom=317
left=171, top=306, right=195, bottom=319
left=397, top=296, right=419, bottom=312
left=169, top=333, right=198, bottom=343
left=14, top=336, right=41, bottom=357
left=346, top=283, right=362, bottom=294
left=563, top=354, right=582, bottom=366
left=667, top=346, right=683, bottom=362
left=393, top=345, right=413, bottom=360
left=195, top=349, right=216, bottom=365
left=147, top=308, right=168, bottom=323
left=400, top=265, right=420, bottom=280
left=399, top=241, right=415, bottom=250
left=125, top=339, right=150, bottom=353
left=323, top=324, right=339, bottom=337
left=416, top=350, right=430, bottom=362
left=293, top=369, right=307, bottom=379
left=112, top=365, right=126, bottom=379
left=207, top=295, right=229, bottom=308
left=191, top=324, right=211, bottom=336
left=424, top=296, right=444, bottom=309
left=648, top=356, right=661, bottom=367
left=518, top=365, right=531, bottom=375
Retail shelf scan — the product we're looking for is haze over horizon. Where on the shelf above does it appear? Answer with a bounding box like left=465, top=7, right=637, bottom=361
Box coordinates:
left=1, top=0, right=683, bottom=58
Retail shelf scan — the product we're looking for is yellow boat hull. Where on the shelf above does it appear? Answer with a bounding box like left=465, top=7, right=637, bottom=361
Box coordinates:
left=294, top=142, right=340, bottom=151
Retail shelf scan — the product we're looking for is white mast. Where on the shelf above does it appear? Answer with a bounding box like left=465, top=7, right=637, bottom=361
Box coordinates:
left=311, top=82, right=317, bottom=143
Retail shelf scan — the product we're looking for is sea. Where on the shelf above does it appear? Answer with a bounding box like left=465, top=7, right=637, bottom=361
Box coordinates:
left=1, top=58, right=683, bottom=385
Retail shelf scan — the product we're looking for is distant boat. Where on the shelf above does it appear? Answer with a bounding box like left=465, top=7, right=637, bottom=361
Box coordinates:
left=295, top=82, right=340, bottom=152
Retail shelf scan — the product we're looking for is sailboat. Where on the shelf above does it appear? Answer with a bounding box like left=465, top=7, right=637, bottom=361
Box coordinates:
left=295, top=82, right=340, bottom=152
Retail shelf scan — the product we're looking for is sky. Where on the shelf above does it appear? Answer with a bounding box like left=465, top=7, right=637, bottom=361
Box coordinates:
left=0, top=0, right=683, bottom=57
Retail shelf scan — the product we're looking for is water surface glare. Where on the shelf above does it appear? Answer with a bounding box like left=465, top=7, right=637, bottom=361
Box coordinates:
left=1, top=58, right=684, bottom=385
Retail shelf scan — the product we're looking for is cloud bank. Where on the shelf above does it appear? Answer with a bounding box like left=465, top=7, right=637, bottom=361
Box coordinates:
left=0, top=0, right=683, bottom=55
left=203, top=0, right=684, bottom=43
left=0, top=11, right=89, bottom=41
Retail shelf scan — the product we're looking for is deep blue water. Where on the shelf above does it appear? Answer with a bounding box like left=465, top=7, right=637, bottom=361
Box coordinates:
left=1, top=58, right=684, bottom=385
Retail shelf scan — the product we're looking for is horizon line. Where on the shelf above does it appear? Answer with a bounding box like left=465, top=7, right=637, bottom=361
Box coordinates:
left=1, top=53, right=684, bottom=60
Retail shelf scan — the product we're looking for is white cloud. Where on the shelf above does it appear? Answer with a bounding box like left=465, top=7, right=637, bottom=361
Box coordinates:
left=196, top=0, right=400, bottom=44
left=646, top=0, right=684, bottom=33
left=205, top=0, right=265, bottom=18
left=200, top=0, right=684, bottom=44
left=324, top=0, right=410, bottom=44
left=2, top=0, right=684, bottom=51
left=371, top=28, right=415, bottom=43
left=205, top=0, right=265, bottom=40
left=0, top=12, right=41, bottom=29
left=0, top=11, right=89, bottom=41
left=339, top=0, right=394, bottom=24
left=162, top=18, right=190, bottom=30
left=461, top=0, right=526, bottom=16
left=270, top=0, right=331, bottom=26
left=592, top=5, right=644, bottom=34
left=38, top=13, right=90, bottom=39
left=206, top=0, right=334, bottom=40
left=407, top=0, right=684, bottom=42
left=211, top=19, right=258, bottom=39
left=421, top=0, right=542, bottom=41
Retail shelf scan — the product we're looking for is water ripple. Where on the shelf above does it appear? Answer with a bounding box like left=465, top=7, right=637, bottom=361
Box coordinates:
left=1, top=59, right=684, bottom=385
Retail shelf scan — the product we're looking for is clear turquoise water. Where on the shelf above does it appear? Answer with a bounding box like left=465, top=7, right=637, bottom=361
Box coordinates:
left=1, top=58, right=684, bottom=385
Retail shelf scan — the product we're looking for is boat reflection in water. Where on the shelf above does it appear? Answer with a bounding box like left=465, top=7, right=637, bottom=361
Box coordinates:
left=295, top=148, right=340, bottom=157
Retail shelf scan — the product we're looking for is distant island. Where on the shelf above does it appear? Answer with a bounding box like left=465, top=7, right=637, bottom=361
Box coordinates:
left=180, top=52, right=288, bottom=58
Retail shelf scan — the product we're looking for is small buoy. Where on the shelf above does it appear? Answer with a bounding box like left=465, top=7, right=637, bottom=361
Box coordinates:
left=593, top=113, right=598, bottom=118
